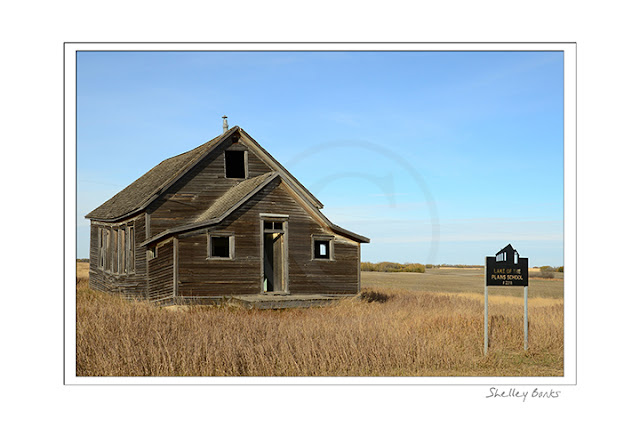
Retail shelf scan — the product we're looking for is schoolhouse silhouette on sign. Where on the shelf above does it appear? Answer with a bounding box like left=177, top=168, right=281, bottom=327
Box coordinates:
left=495, top=244, right=520, bottom=264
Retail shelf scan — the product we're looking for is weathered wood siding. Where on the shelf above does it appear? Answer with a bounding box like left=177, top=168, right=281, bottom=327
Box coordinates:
left=176, top=178, right=360, bottom=298
left=146, top=138, right=273, bottom=238
left=147, top=238, right=174, bottom=303
left=88, top=214, right=148, bottom=299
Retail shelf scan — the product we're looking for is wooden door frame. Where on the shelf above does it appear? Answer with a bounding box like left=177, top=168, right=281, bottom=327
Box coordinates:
left=259, top=214, right=289, bottom=295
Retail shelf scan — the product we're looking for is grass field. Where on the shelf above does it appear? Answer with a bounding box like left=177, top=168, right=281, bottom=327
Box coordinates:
left=363, top=268, right=563, bottom=300
left=76, top=262, right=563, bottom=377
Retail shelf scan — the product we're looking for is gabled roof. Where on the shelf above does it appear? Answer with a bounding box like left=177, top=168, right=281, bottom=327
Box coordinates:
left=496, top=244, right=518, bottom=256
left=85, top=126, right=323, bottom=222
left=86, top=125, right=368, bottom=245
left=194, top=171, right=278, bottom=223
left=85, top=130, right=230, bottom=221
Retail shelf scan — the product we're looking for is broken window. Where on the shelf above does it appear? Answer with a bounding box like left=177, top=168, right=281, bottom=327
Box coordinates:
left=264, top=221, right=284, bottom=232
left=209, top=234, right=234, bottom=259
left=118, top=227, right=125, bottom=274
left=225, top=150, right=246, bottom=179
left=125, top=226, right=135, bottom=274
left=111, top=228, right=117, bottom=272
left=98, top=228, right=105, bottom=270
left=105, top=229, right=111, bottom=271
left=312, top=236, right=332, bottom=260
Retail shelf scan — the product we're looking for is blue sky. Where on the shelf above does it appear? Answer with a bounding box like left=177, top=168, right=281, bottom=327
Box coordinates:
left=76, top=50, right=564, bottom=266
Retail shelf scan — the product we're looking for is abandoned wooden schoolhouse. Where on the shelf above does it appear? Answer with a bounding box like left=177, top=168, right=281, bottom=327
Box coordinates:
left=86, top=120, right=369, bottom=307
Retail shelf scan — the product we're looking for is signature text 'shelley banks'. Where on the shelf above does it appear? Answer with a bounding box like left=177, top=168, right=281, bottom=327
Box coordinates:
left=486, top=387, right=561, bottom=402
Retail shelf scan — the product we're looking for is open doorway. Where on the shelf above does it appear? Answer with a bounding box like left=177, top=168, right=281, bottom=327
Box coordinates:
left=262, top=220, right=288, bottom=293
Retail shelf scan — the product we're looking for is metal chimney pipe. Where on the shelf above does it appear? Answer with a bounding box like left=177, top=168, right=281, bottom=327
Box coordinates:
left=222, top=115, right=228, bottom=133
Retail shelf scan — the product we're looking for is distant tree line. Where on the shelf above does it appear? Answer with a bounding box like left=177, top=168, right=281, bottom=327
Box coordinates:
left=361, top=262, right=427, bottom=273
left=536, top=265, right=564, bottom=272
left=435, top=264, right=484, bottom=269
left=361, top=262, right=564, bottom=275
left=361, top=262, right=483, bottom=273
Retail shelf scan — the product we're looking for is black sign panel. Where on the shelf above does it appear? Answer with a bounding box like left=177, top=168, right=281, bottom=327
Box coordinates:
left=485, top=244, right=528, bottom=286
left=486, top=256, right=528, bottom=286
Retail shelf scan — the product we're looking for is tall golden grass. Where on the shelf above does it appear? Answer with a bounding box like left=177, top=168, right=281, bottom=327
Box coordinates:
left=76, top=266, right=563, bottom=377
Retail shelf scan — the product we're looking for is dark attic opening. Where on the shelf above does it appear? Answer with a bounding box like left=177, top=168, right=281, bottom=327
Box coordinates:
left=225, top=150, right=246, bottom=179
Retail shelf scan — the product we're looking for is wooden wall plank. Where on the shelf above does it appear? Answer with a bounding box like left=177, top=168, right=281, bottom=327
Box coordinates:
left=176, top=179, right=359, bottom=298
left=88, top=215, right=148, bottom=299
left=147, top=139, right=275, bottom=238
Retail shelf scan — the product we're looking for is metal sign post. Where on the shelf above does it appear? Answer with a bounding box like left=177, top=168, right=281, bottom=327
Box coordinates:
left=524, top=285, right=528, bottom=351
left=484, top=244, right=529, bottom=355
left=484, top=257, right=489, bottom=355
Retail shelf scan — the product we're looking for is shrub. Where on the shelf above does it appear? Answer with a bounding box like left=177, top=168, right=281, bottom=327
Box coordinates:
left=359, top=290, right=392, bottom=303
left=540, top=269, right=555, bottom=279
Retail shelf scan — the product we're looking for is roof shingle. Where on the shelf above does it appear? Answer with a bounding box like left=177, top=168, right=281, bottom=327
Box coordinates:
left=194, top=172, right=277, bottom=223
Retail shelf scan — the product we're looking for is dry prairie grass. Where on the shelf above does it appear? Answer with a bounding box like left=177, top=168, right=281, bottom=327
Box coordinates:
left=76, top=263, right=563, bottom=377
left=362, top=270, right=563, bottom=299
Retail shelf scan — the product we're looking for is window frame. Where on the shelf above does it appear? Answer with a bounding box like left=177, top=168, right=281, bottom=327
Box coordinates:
left=125, top=225, right=135, bottom=274
left=118, top=226, right=125, bottom=275
left=97, top=227, right=104, bottom=270
left=111, top=227, right=117, bottom=273
left=311, top=235, right=334, bottom=261
left=105, top=227, right=112, bottom=272
left=224, top=149, right=248, bottom=180
left=207, top=231, right=235, bottom=260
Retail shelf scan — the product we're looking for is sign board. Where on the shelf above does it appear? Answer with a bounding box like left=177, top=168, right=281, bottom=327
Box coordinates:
left=484, top=244, right=529, bottom=355
left=485, top=244, right=528, bottom=286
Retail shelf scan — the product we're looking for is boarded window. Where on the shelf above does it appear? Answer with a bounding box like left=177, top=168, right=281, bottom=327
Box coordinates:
left=127, top=226, right=135, bottom=273
left=124, top=227, right=129, bottom=273
left=98, top=228, right=104, bottom=269
left=118, top=228, right=125, bottom=274
left=112, top=228, right=117, bottom=273
left=104, top=229, right=109, bottom=272
left=225, top=150, right=246, bottom=179
left=106, top=228, right=112, bottom=272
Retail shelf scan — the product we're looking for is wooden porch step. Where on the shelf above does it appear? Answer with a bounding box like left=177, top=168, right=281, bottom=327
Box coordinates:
left=228, top=294, right=352, bottom=309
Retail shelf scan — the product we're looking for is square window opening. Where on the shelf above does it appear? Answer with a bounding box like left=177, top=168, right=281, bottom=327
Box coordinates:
left=211, top=236, right=231, bottom=258
left=225, top=150, right=246, bottom=179
left=314, top=240, right=330, bottom=259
